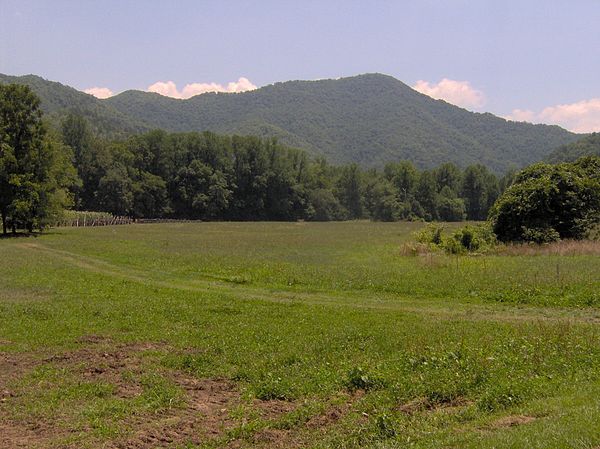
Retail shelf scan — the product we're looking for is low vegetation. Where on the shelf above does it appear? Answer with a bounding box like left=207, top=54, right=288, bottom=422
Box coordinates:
left=1, top=222, right=600, bottom=448
left=413, top=222, right=498, bottom=254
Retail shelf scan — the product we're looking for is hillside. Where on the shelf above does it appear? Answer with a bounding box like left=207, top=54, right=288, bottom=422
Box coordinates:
left=1, top=73, right=579, bottom=171
left=0, top=74, right=150, bottom=138
left=546, top=132, right=600, bottom=162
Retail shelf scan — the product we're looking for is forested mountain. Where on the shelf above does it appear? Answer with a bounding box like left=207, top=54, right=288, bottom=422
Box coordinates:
left=0, top=73, right=149, bottom=138
left=546, top=133, right=600, bottom=162
left=1, top=73, right=579, bottom=172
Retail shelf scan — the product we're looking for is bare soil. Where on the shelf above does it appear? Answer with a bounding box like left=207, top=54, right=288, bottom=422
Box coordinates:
left=0, top=337, right=299, bottom=449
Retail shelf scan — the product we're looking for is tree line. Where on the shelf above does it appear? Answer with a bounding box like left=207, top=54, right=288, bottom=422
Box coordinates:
left=61, top=112, right=513, bottom=223
left=1, top=84, right=515, bottom=233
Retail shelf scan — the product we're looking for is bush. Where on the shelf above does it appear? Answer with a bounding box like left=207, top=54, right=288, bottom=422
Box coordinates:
left=521, top=226, right=561, bottom=244
left=413, top=223, right=496, bottom=254
left=415, top=223, right=445, bottom=246
left=448, top=223, right=497, bottom=253
left=489, top=157, right=600, bottom=242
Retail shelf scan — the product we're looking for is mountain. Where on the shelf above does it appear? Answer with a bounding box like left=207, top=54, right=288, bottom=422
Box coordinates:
left=546, top=132, right=600, bottom=163
left=0, top=73, right=150, bottom=138
left=1, top=73, right=580, bottom=172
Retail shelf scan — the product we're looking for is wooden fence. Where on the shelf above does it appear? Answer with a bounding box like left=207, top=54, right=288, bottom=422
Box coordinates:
left=55, top=214, right=133, bottom=228
left=53, top=212, right=203, bottom=228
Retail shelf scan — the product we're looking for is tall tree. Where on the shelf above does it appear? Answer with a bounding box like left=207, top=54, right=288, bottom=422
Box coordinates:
left=433, top=162, right=462, bottom=193
left=336, top=163, right=363, bottom=219
left=461, top=165, right=491, bottom=221
left=384, top=161, right=418, bottom=201
left=0, top=84, right=77, bottom=234
left=415, top=170, right=438, bottom=221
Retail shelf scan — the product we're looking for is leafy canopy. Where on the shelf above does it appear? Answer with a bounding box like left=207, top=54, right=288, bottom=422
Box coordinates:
left=489, top=157, right=600, bottom=242
left=0, top=84, right=78, bottom=233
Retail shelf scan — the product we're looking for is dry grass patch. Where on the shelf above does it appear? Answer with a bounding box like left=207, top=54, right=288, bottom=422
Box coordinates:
left=488, top=414, right=536, bottom=429
left=497, top=239, right=600, bottom=256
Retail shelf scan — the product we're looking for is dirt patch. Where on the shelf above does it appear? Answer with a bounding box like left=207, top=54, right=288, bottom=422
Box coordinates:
left=3, top=340, right=309, bottom=448
left=1, top=341, right=301, bottom=448
left=249, top=393, right=363, bottom=449
left=254, top=398, right=296, bottom=419
left=114, top=377, right=239, bottom=448
left=397, top=396, right=470, bottom=415
left=489, top=414, right=536, bottom=429
left=75, top=334, right=113, bottom=345
left=1, top=350, right=74, bottom=448
left=251, top=428, right=301, bottom=448
left=0, top=420, right=71, bottom=449
left=0, top=351, right=37, bottom=385
left=307, top=391, right=364, bottom=429
left=306, top=405, right=345, bottom=428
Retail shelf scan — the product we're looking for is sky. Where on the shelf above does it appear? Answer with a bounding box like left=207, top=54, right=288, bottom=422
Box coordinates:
left=1, top=0, right=599, bottom=132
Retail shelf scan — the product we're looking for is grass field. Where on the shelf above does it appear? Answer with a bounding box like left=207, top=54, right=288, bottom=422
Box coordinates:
left=1, top=221, right=600, bottom=449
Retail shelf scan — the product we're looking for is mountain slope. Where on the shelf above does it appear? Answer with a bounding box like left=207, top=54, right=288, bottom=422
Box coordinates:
left=546, top=132, right=600, bottom=162
left=105, top=74, right=579, bottom=171
left=1, top=73, right=579, bottom=171
left=0, top=74, right=150, bottom=137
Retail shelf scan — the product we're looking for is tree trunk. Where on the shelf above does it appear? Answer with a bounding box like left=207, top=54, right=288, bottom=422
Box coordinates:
left=1, top=208, right=6, bottom=235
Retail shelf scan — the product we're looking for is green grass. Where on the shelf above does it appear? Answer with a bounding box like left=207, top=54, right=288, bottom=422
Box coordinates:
left=1, top=221, right=599, bottom=448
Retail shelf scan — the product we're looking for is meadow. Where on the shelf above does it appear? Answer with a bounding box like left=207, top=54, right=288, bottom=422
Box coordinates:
left=1, top=221, right=600, bottom=449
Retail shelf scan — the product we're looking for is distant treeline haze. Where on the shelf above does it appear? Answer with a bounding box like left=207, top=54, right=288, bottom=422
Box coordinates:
left=63, top=114, right=512, bottom=221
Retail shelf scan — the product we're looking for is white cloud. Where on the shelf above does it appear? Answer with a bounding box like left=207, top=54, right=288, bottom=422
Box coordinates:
left=505, top=98, right=600, bottom=133
left=84, top=87, right=114, bottom=99
left=505, top=108, right=536, bottom=123
left=146, top=81, right=180, bottom=98
left=147, top=77, right=257, bottom=99
left=413, top=78, right=485, bottom=109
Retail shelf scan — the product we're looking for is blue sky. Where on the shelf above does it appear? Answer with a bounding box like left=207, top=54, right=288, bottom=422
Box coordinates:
left=1, top=0, right=599, bottom=132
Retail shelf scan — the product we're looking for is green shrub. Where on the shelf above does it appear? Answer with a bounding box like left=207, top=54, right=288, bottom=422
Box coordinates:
left=490, top=157, right=600, bottom=242
left=345, top=367, right=384, bottom=392
left=415, top=223, right=445, bottom=246
left=447, top=223, right=497, bottom=253
left=521, top=226, right=561, bottom=244
left=414, top=223, right=497, bottom=254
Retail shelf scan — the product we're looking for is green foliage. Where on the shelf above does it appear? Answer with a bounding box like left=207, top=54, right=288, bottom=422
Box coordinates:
left=51, top=116, right=510, bottom=222
left=345, top=367, right=384, bottom=392
left=462, top=164, right=499, bottom=220
left=437, top=187, right=466, bottom=221
left=490, top=157, right=600, bottom=242
left=415, top=223, right=445, bottom=246
left=1, top=73, right=578, bottom=172
left=547, top=132, right=600, bottom=163
left=0, top=74, right=148, bottom=139
left=447, top=223, right=497, bottom=253
left=255, top=374, right=295, bottom=401
left=520, top=226, right=561, bottom=244
left=0, top=84, right=78, bottom=234
left=415, top=223, right=497, bottom=254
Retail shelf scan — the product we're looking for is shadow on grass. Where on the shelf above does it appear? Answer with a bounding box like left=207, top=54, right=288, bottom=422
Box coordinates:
left=0, top=230, right=67, bottom=239
left=0, top=231, right=40, bottom=239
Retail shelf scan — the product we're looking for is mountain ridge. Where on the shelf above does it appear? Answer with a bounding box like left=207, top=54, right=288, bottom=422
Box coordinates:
left=0, top=72, right=580, bottom=172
